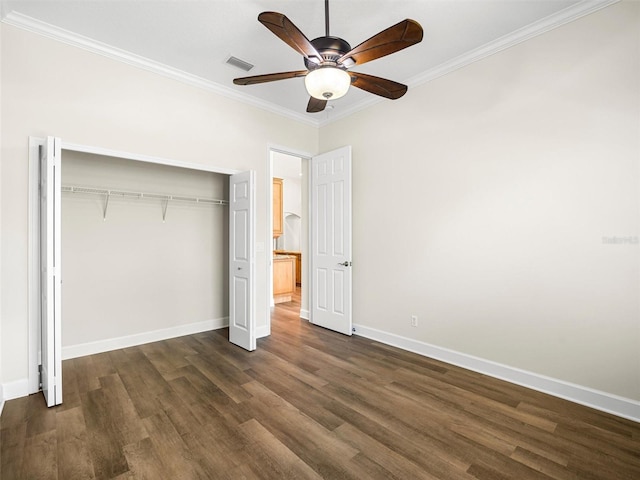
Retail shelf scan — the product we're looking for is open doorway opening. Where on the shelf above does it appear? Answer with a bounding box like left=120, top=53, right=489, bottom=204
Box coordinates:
left=270, top=150, right=308, bottom=320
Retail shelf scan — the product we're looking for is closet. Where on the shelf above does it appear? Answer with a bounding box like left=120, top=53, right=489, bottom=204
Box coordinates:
left=61, top=151, right=229, bottom=351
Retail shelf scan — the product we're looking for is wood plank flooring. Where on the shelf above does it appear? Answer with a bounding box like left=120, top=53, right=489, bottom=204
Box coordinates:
left=2, top=292, right=639, bottom=479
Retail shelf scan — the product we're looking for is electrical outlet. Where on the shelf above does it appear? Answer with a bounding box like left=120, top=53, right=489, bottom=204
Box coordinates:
left=411, top=315, right=418, bottom=327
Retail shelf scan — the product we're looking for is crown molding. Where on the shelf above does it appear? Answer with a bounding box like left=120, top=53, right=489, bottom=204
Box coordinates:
left=2, top=0, right=619, bottom=129
left=318, top=0, right=620, bottom=127
left=406, top=0, right=620, bottom=88
left=0, top=11, right=320, bottom=127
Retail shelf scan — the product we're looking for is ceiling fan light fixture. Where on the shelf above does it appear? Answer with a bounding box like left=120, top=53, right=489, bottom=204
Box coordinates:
left=305, top=67, right=350, bottom=100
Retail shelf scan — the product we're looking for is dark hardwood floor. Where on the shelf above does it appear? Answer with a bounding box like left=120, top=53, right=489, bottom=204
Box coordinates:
left=2, top=290, right=639, bottom=479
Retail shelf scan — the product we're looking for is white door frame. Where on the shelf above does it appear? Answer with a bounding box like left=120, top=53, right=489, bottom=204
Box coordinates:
left=27, top=137, right=241, bottom=395
left=266, top=145, right=313, bottom=330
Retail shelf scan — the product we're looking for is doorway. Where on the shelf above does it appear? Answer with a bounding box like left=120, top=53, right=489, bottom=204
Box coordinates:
left=266, top=145, right=353, bottom=337
left=269, top=149, right=310, bottom=323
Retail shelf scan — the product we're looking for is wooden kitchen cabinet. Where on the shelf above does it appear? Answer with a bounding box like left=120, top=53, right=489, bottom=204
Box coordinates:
left=273, top=255, right=295, bottom=303
left=274, top=250, right=301, bottom=286
left=273, top=177, right=283, bottom=238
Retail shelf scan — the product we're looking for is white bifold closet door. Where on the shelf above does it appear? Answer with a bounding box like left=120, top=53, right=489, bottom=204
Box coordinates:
left=229, top=171, right=256, bottom=351
left=40, top=136, right=63, bottom=407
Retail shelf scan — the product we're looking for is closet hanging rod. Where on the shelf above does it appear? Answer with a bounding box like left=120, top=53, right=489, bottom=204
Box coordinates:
left=61, top=185, right=228, bottom=206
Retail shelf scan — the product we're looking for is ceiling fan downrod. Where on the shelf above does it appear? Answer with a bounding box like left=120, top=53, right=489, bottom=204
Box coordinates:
left=325, top=0, right=330, bottom=37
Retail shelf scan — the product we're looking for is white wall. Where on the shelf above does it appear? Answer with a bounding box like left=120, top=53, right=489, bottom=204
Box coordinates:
left=283, top=179, right=302, bottom=218
left=61, top=152, right=228, bottom=353
left=0, top=24, right=318, bottom=389
left=321, top=1, right=640, bottom=401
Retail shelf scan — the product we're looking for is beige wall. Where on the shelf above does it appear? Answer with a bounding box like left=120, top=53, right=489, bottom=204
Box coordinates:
left=321, top=1, right=639, bottom=400
left=0, top=23, right=318, bottom=384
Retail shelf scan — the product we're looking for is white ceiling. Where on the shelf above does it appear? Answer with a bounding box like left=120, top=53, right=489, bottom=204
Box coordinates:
left=1, top=1, right=614, bottom=125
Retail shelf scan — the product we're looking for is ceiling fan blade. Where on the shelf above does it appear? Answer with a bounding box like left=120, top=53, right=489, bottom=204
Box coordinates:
left=349, top=72, right=408, bottom=100
left=307, top=97, right=327, bottom=113
left=233, top=70, right=308, bottom=86
left=258, top=12, right=323, bottom=64
left=338, top=19, right=423, bottom=66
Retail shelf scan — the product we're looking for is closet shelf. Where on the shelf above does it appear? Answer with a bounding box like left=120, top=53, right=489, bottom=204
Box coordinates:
left=62, top=184, right=228, bottom=221
left=62, top=185, right=227, bottom=205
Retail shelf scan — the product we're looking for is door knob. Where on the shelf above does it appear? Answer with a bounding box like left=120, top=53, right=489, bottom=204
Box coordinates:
left=338, top=261, right=352, bottom=267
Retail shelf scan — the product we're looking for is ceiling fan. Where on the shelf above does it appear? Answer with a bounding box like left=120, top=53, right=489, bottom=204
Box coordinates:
left=233, top=0, right=423, bottom=113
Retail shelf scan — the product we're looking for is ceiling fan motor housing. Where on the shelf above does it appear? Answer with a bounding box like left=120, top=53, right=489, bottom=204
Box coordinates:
left=304, top=36, right=355, bottom=69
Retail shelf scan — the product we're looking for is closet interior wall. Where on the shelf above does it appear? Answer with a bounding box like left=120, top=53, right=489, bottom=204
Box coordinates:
left=61, top=151, right=229, bottom=355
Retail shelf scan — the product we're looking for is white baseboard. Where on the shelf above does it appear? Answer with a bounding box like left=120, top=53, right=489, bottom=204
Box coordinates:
left=300, top=309, right=310, bottom=320
left=62, top=317, right=229, bottom=360
left=256, top=325, right=270, bottom=339
left=1, top=378, right=31, bottom=404
left=352, top=324, right=640, bottom=423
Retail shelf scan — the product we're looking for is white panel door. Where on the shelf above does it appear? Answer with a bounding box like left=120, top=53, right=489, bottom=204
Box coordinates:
left=229, top=171, right=256, bottom=351
left=40, top=136, right=63, bottom=406
left=311, top=146, right=352, bottom=335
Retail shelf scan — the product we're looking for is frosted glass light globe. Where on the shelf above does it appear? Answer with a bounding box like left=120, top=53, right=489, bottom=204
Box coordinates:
left=305, top=67, right=351, bottom=100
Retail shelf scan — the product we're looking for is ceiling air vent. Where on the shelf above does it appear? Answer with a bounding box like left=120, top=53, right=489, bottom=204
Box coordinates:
left=225, top=55, right=254, bottom=72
